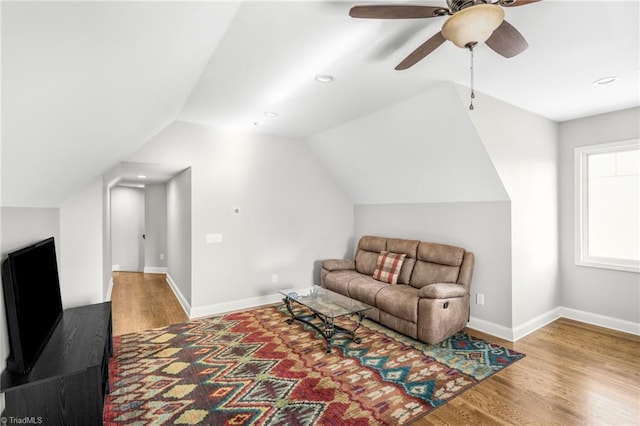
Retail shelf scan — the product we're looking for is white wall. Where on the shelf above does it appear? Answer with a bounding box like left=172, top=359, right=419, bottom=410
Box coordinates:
left=306, top=83, right=509, bottom=204
left=0, top=207, right=60, bottom=411
left=127, top=121, right=353, bottom=316
left=460, top=86, right=560, bottom=329
left=354, top=201, right=513, bottom=327
left=144, top=183, right=168, bottom=271
left=102, top=182, right=112, bottom=299
left=167, top=168, right=192, bottom=305
left=59, top=179, right=104, bottom=307
left=304, top=82, right=512, bottom=328
left=559, top=107, right=640, bottom=324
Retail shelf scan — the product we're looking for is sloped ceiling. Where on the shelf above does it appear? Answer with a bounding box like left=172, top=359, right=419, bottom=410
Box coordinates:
left=2, top=1, right=638, bottom=208
left=305, top=82, right=509, bottom=204
left=1, top=1, right=241, bottom=207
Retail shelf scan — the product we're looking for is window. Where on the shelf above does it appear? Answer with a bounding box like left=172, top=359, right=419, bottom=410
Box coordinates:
left=575, top=139, right=640, bottom=273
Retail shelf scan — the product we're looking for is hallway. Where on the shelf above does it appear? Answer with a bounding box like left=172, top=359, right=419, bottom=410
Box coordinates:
left=111, top=272, right=188, bottom=336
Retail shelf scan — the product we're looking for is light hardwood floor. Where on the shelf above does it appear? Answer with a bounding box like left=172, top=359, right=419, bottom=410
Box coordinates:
left=111, top=271, right=188, bottom=336
left=416, top=319, right=640, bottom=425
left=110, top=273, right=640, bottom=424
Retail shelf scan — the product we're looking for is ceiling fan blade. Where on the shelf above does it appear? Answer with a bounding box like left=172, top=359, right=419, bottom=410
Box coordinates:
left=486, top=20, right=528, bottom=58
left=349, top=5, right=447, bottom=19
left=395, top=31, right=446, bottom=70
left=501, top=0, right=542, bottom=7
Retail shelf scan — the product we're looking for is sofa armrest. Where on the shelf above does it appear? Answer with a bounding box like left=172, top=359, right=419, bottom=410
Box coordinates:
left=418, top=283, right=468, bottom=299
left=321, top=259, right=355, bottom=271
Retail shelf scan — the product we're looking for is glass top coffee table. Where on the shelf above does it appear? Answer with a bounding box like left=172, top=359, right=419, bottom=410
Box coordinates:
left=279, top=285, right=372, bottom=353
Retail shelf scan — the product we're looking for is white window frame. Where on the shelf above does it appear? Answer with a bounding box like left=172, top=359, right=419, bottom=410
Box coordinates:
left=574, top=139, right=640, bottom=273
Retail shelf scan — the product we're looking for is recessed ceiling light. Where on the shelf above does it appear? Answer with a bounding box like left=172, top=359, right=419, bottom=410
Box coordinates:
left=593, top=76, right=620, bottom=86
left=315, top=74, right=335, bottom=83
left=137, top=175, right=147, bottom=179
left=264, top=112, right=279, bottom=118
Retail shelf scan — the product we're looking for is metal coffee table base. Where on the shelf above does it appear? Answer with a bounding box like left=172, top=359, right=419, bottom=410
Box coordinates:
left=283, top=296, right=365, bottom=353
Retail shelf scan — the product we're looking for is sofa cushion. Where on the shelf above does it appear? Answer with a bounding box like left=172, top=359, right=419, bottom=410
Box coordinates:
left=355, top=236, right=387, bottom=275
left=397, top=258, right=416, bottom=285
left=376, top=285, right=420, bottom=323
left=355, top=250, right=379, bottom=275
left=417, top=242, right=465, bottom=266
left=348, top=276, right=388, bottom=306
left=409, top=242, right=466, bottom=289
left=359, top=236, right=387, bottom=252
left=323, top=270, right=360, bottom=296
left=418, top=283, right=468, bottom=299
left=372, top=251, right=406, bottom=284
left=410, top=262, right=460, bottom=289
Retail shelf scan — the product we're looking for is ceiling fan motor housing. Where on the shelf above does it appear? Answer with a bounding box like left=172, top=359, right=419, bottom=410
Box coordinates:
left=447, top=0, right=489, bottom=12
left=442, top=3, right=505, bottom=48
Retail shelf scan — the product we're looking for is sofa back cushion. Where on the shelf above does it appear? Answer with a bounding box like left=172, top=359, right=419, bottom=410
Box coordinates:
left=355, top=236, right=387, bottom=275
left=409, top=242, right=465, bottom=289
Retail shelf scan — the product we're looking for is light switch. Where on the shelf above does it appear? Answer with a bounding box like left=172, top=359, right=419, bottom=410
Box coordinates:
left=206, top=233, right=223, bottom=243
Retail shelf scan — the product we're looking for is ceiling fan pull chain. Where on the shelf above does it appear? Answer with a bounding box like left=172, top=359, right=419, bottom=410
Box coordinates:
left=469, top=42, right=475, bottom=110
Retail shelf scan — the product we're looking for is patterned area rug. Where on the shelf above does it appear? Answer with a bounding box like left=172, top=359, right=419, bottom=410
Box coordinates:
left=103, top=305, right=523, bottom=425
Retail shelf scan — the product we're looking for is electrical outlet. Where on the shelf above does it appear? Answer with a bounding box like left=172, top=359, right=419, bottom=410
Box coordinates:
left=160, top=253, right=165, bottom=260
left=476, top=293, right=485, bottom=305
left=272, top=274, right=278, bottom=283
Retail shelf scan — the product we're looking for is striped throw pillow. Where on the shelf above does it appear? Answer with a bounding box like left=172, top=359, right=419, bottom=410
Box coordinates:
left=372, top=251, right=406, bottom=284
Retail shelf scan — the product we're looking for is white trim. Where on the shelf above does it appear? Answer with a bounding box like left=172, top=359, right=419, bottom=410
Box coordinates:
left=111, top=264, right=121, bottom=271
left=190, top=294, right=283, bottom=319
left=469, top=306, right=639, bottom=342
left=165, top=273, right=191, bottom=319
left=106, top=277, right=114, bottom=301
left=559, top=306, right=640, bottom=336
left=574, top=139, right=640, bottom=274
left=512, top=307, right=562, bottom=341
left=144, top=266, right=168, bottom=274
left=467, top=316, right=514, bottom=341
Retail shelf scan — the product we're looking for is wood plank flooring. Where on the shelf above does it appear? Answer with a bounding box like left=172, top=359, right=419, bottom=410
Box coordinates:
left=110, top=271, right=188, bottom=336
left=109, top=274, right=640, bottom=424
left=415, top=319, right=640, bottom=425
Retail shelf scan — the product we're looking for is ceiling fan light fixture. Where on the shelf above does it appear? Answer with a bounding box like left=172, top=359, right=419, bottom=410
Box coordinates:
left=441, top=4, right=505, bottom=48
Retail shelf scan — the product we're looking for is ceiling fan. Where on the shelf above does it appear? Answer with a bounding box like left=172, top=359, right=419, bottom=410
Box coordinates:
left=350, top=0, right=542, bottom=70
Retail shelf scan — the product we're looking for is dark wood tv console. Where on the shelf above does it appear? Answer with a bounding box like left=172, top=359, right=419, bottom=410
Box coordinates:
left=1, top=302, right=112, bottom=425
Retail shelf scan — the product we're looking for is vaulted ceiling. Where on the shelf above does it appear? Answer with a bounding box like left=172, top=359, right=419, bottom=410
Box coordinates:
left=2, top=1, right=638, bottom=207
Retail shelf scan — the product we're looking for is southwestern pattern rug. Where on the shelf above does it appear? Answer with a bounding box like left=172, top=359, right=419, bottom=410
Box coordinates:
left=103, top=306, right=524, bottom=425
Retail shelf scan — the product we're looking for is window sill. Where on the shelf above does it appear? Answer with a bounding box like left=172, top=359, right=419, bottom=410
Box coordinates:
left=576, top=258, right=640, bottom=274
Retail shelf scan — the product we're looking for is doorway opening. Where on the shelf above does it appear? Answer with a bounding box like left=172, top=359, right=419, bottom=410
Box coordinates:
left=105, top=161, right=192, bottom=335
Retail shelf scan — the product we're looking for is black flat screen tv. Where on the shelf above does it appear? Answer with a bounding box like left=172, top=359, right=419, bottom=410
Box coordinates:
left=2, top=237, right=63, bottom=374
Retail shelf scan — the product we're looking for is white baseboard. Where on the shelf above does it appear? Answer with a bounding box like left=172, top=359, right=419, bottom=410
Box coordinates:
left=559, top=307, right=640, bottom=336
left=144, top=266, right=168, bottom=274
left=469, top=306, right=639, bottom=342
left=111, top=264, right=120, bottom=271
left=467, top=316, right=514, bottom=341
left=190, top=294, right=283, bottom=319
left=165, top=274, right=191, bottom=319
left=512, top=307, right=563, bottom=341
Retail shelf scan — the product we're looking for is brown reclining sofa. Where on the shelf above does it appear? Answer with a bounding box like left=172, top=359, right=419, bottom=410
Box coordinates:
left=321, top=235, right=474, bottom=345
